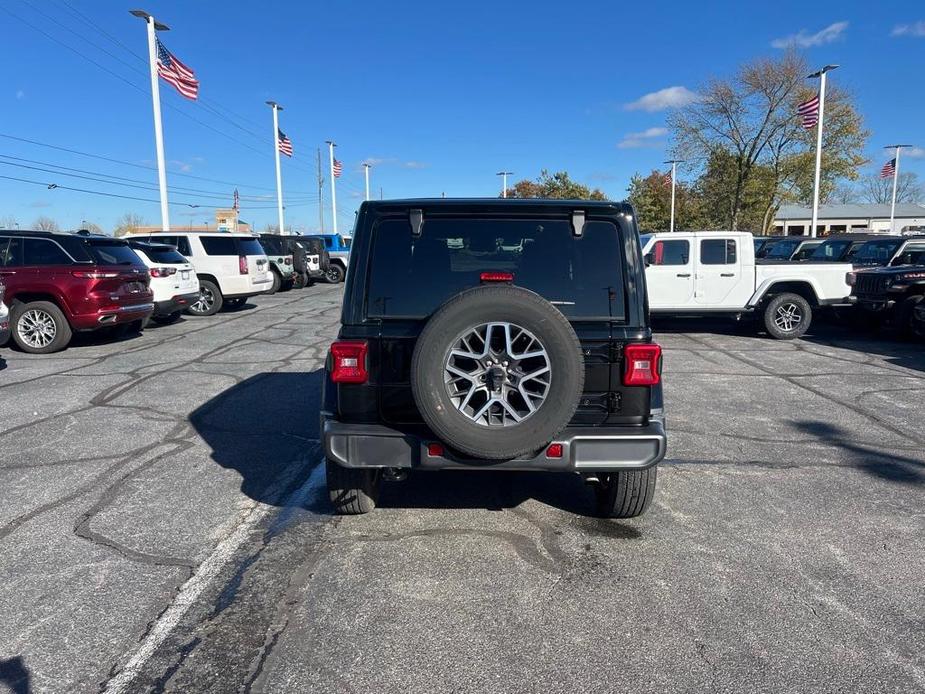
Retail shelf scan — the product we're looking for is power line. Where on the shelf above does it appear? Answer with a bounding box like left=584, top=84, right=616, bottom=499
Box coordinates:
left=0, top=173, right=320, bottom=210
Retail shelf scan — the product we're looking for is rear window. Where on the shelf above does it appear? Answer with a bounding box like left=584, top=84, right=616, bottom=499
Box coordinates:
left=88, top=240, right=143, bottom=265
left=261, top=237, right=284, bottom=254
left=200, top=236, right=237, bottom=256
left=236, top=238, right=265, bottom=256
left=136, top=245, right=187, bottom=264
left=150, top=235, right=192, bottom=256
left=365, top=218, right=626, bottom=320
left=700, top=239, right=737, bottom=265
left=765, top=239, right=800, bottom=259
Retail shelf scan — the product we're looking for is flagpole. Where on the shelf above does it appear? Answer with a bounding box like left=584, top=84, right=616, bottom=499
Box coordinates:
left=132, top=10, right=170, bottom=231
left=807, top=65, right=838, bottom=239
left=327, top=141, right=338, bottom=236
left=885, top=144, right=912, bottom=233
left=363, top=163, right=371, bottom=201
left=267, top=101, right=285, bottom=234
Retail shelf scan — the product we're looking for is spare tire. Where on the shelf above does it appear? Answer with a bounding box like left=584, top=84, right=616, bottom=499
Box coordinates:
left=411, top=285, right=584, bottom=460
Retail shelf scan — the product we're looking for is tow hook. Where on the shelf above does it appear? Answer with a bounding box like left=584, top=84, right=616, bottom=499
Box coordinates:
left=383, top=468, right=408, bottom=482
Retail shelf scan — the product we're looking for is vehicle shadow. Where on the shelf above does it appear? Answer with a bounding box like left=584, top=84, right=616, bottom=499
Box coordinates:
left=0, top=656, right=31, bottom=694
left=801, top=325, right=925, bottom=374
left=792, top=420, right=924, bottom=485
left=189, top=371, right=323, bottom=507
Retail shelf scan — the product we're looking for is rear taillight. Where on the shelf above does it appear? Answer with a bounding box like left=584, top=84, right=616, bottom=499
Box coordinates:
left=284, top=257, right=292, bottom=265
left=330, top=341, right=369, bottom=383
left=150, top=267, right=177, bottom=278
left=239, top=256, right=249, bottom=274
left=480, top=271, right=514, bottom=283
left=623, top=343, right=662, bottom=386
left=72, top=271, right=119, bottom=279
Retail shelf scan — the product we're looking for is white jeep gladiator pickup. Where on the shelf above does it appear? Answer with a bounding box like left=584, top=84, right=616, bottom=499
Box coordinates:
left=640, top=231, right=852, bottom=339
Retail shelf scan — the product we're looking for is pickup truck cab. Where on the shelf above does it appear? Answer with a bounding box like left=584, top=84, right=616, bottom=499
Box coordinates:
left=640, top=231, right=852, bottom=339
left=849, top=235, right=925, bottom=269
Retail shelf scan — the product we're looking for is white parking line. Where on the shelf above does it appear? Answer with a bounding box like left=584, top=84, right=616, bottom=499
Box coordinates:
left=102, top=452, right=326, bottom=694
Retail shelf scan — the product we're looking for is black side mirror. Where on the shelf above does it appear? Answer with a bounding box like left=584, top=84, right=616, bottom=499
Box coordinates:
left=644, top=252, right=655, bottom=267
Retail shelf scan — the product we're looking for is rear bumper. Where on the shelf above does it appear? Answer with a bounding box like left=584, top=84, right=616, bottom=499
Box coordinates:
left=154, top=291, right=200, bottom=316
left=321, top=416, right=667, bottom=472
left=72, top=302, right=155, bottom=330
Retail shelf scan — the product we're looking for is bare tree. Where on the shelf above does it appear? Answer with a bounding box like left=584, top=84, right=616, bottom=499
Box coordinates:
left=0, top=215, right=18, bottom=229
left=858, top=171, right=923, bottom=204
left=113, top=212, right=146, bottom=237
left=33, top=216, right=60, bottom=231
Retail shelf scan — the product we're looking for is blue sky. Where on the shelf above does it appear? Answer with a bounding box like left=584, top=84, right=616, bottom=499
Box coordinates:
left=1, top=0, right=923, bottom=232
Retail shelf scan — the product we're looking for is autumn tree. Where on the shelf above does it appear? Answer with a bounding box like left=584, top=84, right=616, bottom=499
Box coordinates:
left=33, top=216, right=60, bottom=231
left=505, top=170, right=607, bottom=200
left=669, top=52, right=867, bottom=231
left=113, top=212, right=146, bottom=237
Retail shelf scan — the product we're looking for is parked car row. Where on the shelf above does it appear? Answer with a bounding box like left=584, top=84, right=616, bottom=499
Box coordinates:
left=642, top=230, right=925, bottom=340
left=0, top=228, right=349, bottom=355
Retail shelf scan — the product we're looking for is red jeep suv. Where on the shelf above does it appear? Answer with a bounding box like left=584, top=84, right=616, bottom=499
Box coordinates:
left=0, top=230, right=154, bottom=354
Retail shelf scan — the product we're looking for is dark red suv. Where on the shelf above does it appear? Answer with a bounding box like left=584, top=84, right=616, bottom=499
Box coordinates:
left=0, top=230, right=153, bottom=354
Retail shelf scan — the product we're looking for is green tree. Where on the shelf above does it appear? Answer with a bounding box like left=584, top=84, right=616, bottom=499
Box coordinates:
left=669, top=52, right=867, bottom=231
left=506, top=170, right=607, bottom=200
left=627, top=170, right=704, bottom=231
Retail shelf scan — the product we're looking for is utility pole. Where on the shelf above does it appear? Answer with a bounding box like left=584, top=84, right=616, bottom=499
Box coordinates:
left=363, top=162, right=371, bottom=201
left=807, top=64, right=838, bottom=238
left=885, top=144, right=913, bottom=233
left=326, top=141, right=338, bottom=235
left=266, top=101, right=285, bottom=234
left=131, top=9, right=170, bottom=230
left=496, top=171, right=513, bottom=198
left=316, top=148, right=325, bottom=233
left=664, top=160, right=683, bottom=232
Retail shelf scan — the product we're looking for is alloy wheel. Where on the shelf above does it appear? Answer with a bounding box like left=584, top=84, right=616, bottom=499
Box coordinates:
left=17, top=309, right=57, bottom=349
left=774, top=302, right=803, bottom=333
left=443, top=322, right=551, bottom=426
left=191, top=286, right=215, bottom=314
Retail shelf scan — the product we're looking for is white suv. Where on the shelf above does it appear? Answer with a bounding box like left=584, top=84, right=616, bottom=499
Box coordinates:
left=128, top=232, right=270, bottom=315
left=128, top=241, right=200, bottom=325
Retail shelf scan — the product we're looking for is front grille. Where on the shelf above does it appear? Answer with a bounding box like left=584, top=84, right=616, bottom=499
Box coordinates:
left=854, top=274, right=889, bottom=295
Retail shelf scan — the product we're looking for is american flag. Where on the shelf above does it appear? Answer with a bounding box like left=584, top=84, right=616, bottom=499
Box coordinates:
left=880, top=158, right=896, bottom=179
left=333, top=158, right=343, bottom=178
left=662, top=169, right=673, bottom=186
left=156, top=38, right=198, bottom=100
left=233, top=188, right=239, bottom=211
left=797, top=95, right=820, bottom=130
left=277, top=129, right=293, bottom=157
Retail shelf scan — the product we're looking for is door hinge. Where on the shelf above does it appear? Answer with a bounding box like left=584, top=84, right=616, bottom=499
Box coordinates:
left=607, top=392, right=622, bottom=412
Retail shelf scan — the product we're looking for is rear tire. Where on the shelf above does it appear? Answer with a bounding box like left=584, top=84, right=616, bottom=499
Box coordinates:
left=896, top=295, right=923, bottom=338
left=188, top=280, right=222, bottom=316
left=763, top=293, right=811, bottom=340
left=324, top=263, right=345, bottom=284
left=326, top=459, right=381, bottom=514
left=266, top=269, right=281, bottom=295
left=595, top=466, right=658, bottom=518
left=11, top=300, right=72, bottom=354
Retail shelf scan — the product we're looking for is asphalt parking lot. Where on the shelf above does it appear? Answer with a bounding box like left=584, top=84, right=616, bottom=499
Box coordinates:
left=1, top=287, right=923, bottom=694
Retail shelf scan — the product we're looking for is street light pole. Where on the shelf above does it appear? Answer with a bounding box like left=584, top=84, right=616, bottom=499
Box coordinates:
left=884, top=144, right=913, bottom=233
left=266, top=101, right=285, bottom=234
left=131, top=9, right=171, bottom=230
left=807, top=64, right=838, bottom=238
left=363, top=163, right=371, bottom=201
left=496, top=171, right=513, bottom=198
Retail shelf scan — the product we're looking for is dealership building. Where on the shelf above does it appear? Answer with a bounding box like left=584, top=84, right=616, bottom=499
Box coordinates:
left=772, top=203, right=925, bottom=236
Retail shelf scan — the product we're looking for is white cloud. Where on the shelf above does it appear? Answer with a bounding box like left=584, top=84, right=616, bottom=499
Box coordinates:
left=404, top=161, right=428, bottom=169
left=361, top=157, right=395, bottom=167
left=617, top=127, right=668, bottom=149
left=168, top=159, right=193, bottom=172
left=771, top=21, right=848, bottom=48
left=625, top=87, right=699, bottom=112
left=892, top=21, right=925, bottom=37
left=905, top=147, right=925, bottom=158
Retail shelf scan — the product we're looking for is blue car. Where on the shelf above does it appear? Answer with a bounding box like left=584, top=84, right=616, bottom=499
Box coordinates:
left=308, top=234, right=351, bottom=283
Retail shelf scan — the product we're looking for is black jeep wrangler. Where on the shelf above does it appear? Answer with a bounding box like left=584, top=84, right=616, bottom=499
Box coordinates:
left=321, top=199, right=666, bottom=517
left=850, top=253, right=925, bottom=334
